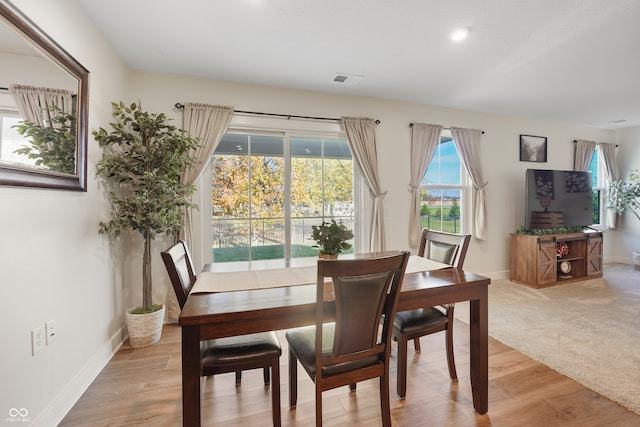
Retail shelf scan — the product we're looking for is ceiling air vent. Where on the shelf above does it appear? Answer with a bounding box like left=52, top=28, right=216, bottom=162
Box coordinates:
left=332, top=73, right=363, bottom=86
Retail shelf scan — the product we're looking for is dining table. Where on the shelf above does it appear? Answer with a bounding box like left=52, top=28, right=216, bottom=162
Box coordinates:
left=178, top=254, right=490, bottom=426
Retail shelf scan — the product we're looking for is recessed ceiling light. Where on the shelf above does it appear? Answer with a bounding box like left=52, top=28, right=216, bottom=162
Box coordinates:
left=451, top=27, right=470, bottom=41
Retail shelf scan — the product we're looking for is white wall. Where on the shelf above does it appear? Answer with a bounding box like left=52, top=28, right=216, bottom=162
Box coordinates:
left=128, top=71, right=615, bottom=279
left=0, top=1, right=634, bottom=425
left=0, top=1, right=131, bottom=425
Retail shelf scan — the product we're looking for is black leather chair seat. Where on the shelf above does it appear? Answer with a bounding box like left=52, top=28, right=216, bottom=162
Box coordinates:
left=286, top=324, right=380, bottom=377
left=202, top=332, right=281, bottom=366
left=394, top=307, right=447, bottom=336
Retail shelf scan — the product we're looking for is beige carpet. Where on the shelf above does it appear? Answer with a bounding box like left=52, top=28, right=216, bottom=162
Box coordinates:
left=456, top=263, right=640, bottom=415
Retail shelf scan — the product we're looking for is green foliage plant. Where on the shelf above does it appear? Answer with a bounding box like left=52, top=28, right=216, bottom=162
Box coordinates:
left=515, top=226, right=586, bottom=235
left=12, top=105, right=77, bottom=174
left=311, top=219, right=354, bottom=256
left=606, top=170, right=640, bottom=221
left=94, top=101, right=201, bottom=313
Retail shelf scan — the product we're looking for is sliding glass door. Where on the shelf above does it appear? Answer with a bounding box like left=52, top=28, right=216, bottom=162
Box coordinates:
left=210, top=132, right=353, bottom=263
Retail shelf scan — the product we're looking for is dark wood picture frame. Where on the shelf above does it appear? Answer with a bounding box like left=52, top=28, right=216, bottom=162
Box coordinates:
left=519, top=134, right=547, bottom=163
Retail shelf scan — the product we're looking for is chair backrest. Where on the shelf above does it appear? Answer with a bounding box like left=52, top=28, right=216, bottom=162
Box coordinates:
left=315, top=251, right=410, bottom=372
left=161, top=240, right=197, bottom=309
left=418, top=229, right=471, bottom=269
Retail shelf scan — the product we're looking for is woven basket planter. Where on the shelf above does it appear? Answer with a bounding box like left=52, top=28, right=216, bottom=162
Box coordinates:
left=125, top=305, right=165, bottom=348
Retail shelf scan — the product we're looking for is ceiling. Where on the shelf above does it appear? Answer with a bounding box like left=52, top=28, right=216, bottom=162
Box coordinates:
left=73, top=0, right=640, bottom=129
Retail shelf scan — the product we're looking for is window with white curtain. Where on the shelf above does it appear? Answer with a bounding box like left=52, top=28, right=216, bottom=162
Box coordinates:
left=420, top=130, right=468, bottom=233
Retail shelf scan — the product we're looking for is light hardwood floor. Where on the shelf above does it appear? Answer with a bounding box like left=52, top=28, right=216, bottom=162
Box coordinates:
left=60, top=320, right=640, bottom=426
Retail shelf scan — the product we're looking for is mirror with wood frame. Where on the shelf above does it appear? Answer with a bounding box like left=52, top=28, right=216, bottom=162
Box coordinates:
left=0, top=0, right=89, bottom=191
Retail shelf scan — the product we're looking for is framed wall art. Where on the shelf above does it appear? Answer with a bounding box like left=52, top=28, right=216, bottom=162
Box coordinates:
left=519, top=134, right=547, bottom=162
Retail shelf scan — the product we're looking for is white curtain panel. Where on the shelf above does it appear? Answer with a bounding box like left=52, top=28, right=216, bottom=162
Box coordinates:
left=180, top=102, right=233, bottom=245
left=600, top=142, right=620, bottom=229
left=182, top=103, right=234, bottom=184
left=573, top=139, right=596, bottom=171
left=341, top=116, right=386, bottom=252
left=9, top=84, right=74, bottom=126
left=408, top=123, right=443, bottom=248
left=450, top=127, right=487, bottom=240
left=168, top=103, right=234, bottom=322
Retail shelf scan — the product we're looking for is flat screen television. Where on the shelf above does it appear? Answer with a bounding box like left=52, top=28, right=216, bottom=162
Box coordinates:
left=525, top=169, right=593, bottom=230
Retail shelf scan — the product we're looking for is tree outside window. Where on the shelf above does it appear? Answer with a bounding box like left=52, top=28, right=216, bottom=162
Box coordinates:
left=210, top=132, right=353, bottom=262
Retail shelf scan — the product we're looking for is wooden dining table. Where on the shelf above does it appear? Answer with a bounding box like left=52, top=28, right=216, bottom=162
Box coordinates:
left=178, top=258, right=490, bottom=427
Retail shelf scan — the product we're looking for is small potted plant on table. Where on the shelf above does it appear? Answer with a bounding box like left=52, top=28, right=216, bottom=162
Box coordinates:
left=311, top=219, right=354, bottom=259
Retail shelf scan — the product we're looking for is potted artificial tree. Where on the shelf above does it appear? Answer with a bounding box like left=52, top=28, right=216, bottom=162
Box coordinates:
left=95, top=101, right=200, bottom=347
left=606, top=169, right=640, bottom=269
left=311, top=219, right=354, bottom=259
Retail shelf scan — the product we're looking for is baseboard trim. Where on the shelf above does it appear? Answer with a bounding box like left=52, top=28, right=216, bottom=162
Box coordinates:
left=34, top=325, right=127, bottom=427
left=480, top=269, right=510, bottom=282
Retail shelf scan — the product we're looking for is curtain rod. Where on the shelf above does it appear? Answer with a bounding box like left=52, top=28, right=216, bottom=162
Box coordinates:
left=174, top=103, right=380, bottom=124
left=573, top=140, right=618, bottom=147
left=409, top=122, right=484, bottom=134
left=0, top=86, right=76, bottom=98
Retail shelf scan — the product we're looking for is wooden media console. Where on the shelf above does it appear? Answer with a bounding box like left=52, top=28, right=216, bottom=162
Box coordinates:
left=509, top=231, right=603, bottom=288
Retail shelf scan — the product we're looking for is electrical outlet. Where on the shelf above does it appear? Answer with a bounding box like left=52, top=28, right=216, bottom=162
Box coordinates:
left=32, top=326, right=45, bottom=355
left=46, top=319, right=57, bottom=345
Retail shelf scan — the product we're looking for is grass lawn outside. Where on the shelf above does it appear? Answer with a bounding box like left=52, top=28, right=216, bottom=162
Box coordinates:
left=213, top=244, right=313, bottom=262
left=213, top=244, right=356, bottom=262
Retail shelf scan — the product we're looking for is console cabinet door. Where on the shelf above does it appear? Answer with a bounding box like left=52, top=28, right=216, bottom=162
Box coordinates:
left=537, top=241, right=557, bottom=285
left=587, top=237, right=603, bottom=276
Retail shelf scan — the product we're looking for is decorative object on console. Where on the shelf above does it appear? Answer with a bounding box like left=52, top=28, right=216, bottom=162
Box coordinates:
left=559, top=260, right=572, bottom=275
left=94, top=101, right=201, bottom=347
left=519, top=134, right=547, bottom=162
left=556, top=241, right=569, bottom=258
left=310, top=219, right=354, bottom=258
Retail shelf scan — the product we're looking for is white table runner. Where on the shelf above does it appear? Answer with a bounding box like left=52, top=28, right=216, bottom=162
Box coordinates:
left=191, top=255, right=449, bottom=294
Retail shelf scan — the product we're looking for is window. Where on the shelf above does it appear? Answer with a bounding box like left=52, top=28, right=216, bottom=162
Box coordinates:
left=588, top=146, right=605, bottom=226
left=0, top=110, right=34, bottom=167
left=419, top=130, right=466, bottom=233
left=210, top=131, right=354, bottom=263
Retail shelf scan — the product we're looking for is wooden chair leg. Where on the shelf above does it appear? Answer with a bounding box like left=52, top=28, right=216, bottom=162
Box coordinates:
left=315, top=387, right=323, bottom=427
left=445, top=324, right=458, bottom=381
left=288, top=349, right=298, bottom=409
left=397, top=333, right=408, bottom=400
left=349, top=383, right=357, bottom=392
left=271, top=358, right=281, bottom=426
left=380, top=372, right=391, bottom=427
left=235, top=371, right=242, bottom=386
left=413, top=337, right=421, bottom=352
left=264, top=367, right=271, bottom=386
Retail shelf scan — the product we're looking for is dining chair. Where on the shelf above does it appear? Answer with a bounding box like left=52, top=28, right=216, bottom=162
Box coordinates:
left=161, top=240, right=282, bottom=426
left=392, top=229, right=471, bottom=400
left=285, top=251, right=410, bottom=427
